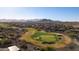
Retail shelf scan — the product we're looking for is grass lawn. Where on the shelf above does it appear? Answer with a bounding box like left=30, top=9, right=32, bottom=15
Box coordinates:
left=32, top=31, right=59, bottom=43
left=0, top=23, right=9, bottom=28
left=40, top=35, right=57, bottom=42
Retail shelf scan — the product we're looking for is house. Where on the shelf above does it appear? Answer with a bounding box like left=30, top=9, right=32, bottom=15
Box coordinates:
left=8, top=46, right=20, bottom=51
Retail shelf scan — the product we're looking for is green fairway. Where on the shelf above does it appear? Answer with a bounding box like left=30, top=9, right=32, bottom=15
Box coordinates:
left=40, top=35, right=57, bottom=42
left=32, top=31, right=59, bottom=43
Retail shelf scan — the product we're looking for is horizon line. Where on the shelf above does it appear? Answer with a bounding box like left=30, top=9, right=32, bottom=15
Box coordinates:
left=0, top=18, right=78, bottom=22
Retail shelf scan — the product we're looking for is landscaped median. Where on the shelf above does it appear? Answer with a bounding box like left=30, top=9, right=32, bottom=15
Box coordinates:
left=20, top=28, right=72, bottom=50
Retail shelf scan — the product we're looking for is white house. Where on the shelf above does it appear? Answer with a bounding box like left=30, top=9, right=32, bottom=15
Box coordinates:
left=8, top=46, right=20, bottom=51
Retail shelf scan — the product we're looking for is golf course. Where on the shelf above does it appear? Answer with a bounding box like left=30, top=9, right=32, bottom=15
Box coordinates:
left=20, top=28, right=72, bottom=50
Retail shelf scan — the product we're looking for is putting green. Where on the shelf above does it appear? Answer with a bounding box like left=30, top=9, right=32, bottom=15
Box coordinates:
left=20, top=28, right=72, bottom=49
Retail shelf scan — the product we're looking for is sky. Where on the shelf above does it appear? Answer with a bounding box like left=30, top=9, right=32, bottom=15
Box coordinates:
left=0, top=7, right=79, bottom=21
